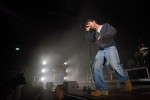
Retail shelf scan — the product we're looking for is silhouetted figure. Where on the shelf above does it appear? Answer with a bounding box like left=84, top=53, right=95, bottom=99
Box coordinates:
left=0, top=73, right=27, bottom=100
left=53, top=85, right=65, bottom=100
left=53, top=65, right=66, bottom=86
left=134, top=42, right=149, bottom=67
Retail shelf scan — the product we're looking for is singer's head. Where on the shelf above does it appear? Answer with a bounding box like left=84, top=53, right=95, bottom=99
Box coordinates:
left=85, top=19, right=95, bottom=27
left=85, top=19, right=99, bottom=31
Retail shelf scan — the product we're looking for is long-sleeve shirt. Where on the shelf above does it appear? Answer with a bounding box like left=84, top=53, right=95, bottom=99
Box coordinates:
left=86, top=23, right=117, bottom=49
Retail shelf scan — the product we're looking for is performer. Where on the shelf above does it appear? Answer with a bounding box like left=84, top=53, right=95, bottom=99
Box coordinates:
left=53, top=64, right=66, bottom=86
left=139, top=43, right=149, bottom=57
left=134, top=42, right=149, bottom=67
left=83, top=19, right=132, bottom=96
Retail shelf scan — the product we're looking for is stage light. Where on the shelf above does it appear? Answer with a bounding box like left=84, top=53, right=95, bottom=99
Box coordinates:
left=15, top=47, right=20, bottom=51
left=41, top=69, right=46, bottom=73
left=15, top=45, right=21, bottom=52
left=64, top=76, right=68, bottom=80
left=64, top=76, right=72, bottom=81
left=42, top=61, right=47, bottom=65
left=64, top=62, right=67, bottom=65
left=41, top=77, right=45, bottom=81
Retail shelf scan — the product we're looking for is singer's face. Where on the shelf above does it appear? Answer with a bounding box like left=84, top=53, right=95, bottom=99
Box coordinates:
left=86, top=21, right=95, bottom=29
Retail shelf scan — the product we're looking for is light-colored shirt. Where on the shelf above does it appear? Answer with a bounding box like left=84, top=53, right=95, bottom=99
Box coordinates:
left=97, top=25, right=103, bottom=33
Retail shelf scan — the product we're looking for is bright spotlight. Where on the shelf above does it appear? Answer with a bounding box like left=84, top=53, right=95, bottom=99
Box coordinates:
left=64, top=76, right=67, bottom=80
left=42, top=61, right=47, bottom=65
left=15, top=45, right=21, bottom=52
left=64, top=62, right=67, bottom=65
left=64, top=76, right=71, bottom=81
left=15, top=47, right=20, bottom=51
left=41, top=69, right=46, bottom=73
left=41, top=77, right=45, bottom=81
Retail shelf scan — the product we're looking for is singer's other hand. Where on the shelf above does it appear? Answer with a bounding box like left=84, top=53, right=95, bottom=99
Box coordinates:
left=97, top=35, right=102, bottom=41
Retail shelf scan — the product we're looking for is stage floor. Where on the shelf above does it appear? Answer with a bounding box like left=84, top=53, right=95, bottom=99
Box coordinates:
left=64, top=80, right=150, bottom=100
left=65, top=86, right=150, bottom=100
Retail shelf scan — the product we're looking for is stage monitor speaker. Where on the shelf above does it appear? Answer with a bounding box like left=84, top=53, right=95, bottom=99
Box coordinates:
left=126, top=67, right=149, bottom=79
left=63, top=81, right=79, bottom=94
left=46, top=82, right=54, bottom=90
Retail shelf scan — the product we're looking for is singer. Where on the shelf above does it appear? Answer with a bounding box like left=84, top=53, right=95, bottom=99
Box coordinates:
left=83, top=19, right=132, bottom=96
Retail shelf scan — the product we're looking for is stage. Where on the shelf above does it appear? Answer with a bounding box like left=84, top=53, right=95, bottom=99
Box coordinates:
left=56, top=66, right=150, bottom=100
left=64, top=80, right=150, bottom=100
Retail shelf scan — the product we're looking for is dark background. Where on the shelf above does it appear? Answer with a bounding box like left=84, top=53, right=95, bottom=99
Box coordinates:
left=0, top=0, right=149, bottom=81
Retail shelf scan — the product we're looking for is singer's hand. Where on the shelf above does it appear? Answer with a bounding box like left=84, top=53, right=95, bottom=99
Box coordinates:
left=85, top=25, right=90, bottom=31
left=97, top=35, right=102, bottom=41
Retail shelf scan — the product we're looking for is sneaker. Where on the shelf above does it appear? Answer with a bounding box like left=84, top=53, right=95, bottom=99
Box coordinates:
left=125, top=80, right=132, bottom=92
left=90, top=90, right=109, bottom=96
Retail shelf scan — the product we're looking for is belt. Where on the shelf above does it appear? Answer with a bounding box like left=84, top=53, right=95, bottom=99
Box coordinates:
left=99, top=48, right=105, bottom=50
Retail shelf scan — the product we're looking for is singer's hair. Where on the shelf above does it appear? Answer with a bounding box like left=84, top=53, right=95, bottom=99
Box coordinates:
left=85, top=19, right=95, bottom=25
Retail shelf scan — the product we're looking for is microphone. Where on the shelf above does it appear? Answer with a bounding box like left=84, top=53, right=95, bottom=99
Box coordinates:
left=80, top=25, right=86, bottom=28
left=80, top=25, right=90, bottom=28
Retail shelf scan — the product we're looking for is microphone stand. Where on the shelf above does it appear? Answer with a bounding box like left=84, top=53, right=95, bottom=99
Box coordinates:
left=89, top=42, right=95, bottom=91
left=85, top=30, right=95, bottom=92
left=81, top=26, right=95, bottom=93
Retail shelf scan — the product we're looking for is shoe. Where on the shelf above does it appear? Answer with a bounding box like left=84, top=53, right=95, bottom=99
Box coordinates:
left=125, top=80, right=132, bottom=92
left=90, top=90, right=109, bottom=96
